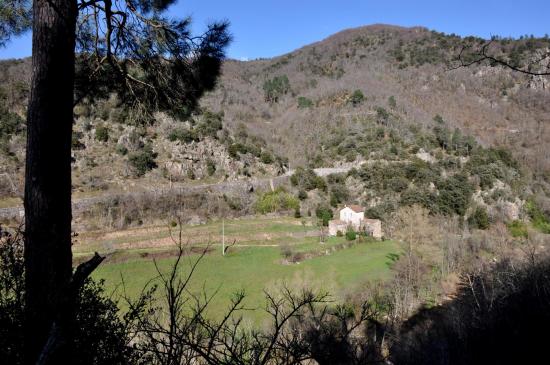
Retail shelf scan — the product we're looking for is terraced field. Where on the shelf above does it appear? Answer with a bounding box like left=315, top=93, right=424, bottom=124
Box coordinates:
left=83, top=217, right=400, bottom=323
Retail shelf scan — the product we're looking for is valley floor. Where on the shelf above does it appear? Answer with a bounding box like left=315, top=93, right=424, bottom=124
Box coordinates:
left=78, top=217, right=398, bottom=323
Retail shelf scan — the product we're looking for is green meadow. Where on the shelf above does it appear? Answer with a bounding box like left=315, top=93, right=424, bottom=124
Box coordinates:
left=83, top=217, right=399, bottom=323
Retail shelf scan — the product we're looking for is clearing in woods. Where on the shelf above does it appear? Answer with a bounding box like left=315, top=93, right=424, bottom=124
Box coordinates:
left=77, top=217, right=399, bottom=323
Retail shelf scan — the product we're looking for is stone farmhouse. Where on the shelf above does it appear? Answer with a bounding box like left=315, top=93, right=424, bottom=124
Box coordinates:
left=328, top=205, right=383, bottom=239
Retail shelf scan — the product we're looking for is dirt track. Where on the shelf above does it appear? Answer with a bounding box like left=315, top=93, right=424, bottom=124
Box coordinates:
left=0, top=164, right=369, bottom=220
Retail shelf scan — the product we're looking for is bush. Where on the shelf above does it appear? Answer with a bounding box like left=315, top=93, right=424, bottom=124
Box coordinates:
left=228, top=142, right=264, bottom=160
left=376, top=107, right=390, bottom=124
left=255, top=188, right=300, bottom=214
left=400, top=188, right=438, bottom=213
left=315, top=205, right=333, bottom=226
left=94, top=125, right=110, bottom=142
left=436, top=174, right=473, bottom=216
left=433, top=114, right=445, bottom=124
left=349, top=89, right=364, bottom=106
left=345, top=229, right=357, bottom=241
left=115, top=144, right=128, bottom=156
left=388, top=176, right=409, bottom=193
left=507, top=220, right=528, bottom=238
left=297, top=96, right=314, bottom=108
left=128, top=144, right=157, bottom=176
left=329, top=183, right=349, bottom=207
left=195, top=110, right=223, bottom=139
left=525, top=199, right=550, bottom=233
left=297, top=190, right=308, bottom=200
left=206, top=159, right=216, bottom=176
left=0, top=229, right=140, bottom=365
left=290, top=167, right=327, bottom=192
left=336, top=230, right=344, bottom=237
left=168, top=128, right=198, bottom=144
left=0, top=107, right=24, bottom=139
left=263, top=75, right=290, bottom=103
left=260, top=151, right=274, bottom=164
left=468, top=206, right=490, bottom=230
left=280, top=245, right=293, bottom=260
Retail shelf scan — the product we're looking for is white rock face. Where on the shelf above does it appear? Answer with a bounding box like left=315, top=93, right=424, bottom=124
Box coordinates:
left=501, top=201, right=520, bottom=221
left=415, top=149, right=435, bottom=163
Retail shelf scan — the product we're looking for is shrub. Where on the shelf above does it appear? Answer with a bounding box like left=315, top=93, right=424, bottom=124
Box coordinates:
left=297, top=190, right=308, bottom=200
left=195, top=110, right=223, bottom=139
left=263, top=75, right=290, bottom=103
left=315, top=205, right=333, bottom=226
left=94, top=125, right=110, bottom=142
left=336, top=230, right=344, bottom=237
left=115, top=144, right=128, bottom=156
left=297, top=96, right=314, bottom=108
left=388, top=176, right=409, bottom=193
left=525, top=198, right=550, bottom=233
left=400, top=187, right=438, bottom=213
left=349, top=89, right=364, bottom=106
left=345, top=229, right=357, bottom=241
left=280, top=245, right=293, bottom=260
left=168, top=128, right=198, bottom=143
left=290, top=167, right=327, bottom=192
left=0, top=108, right=24, bottom=140
left=0, top=229, right=140, bottom=364
left=507, top=220, right=528, bottom=238
left=468, top=206, right=490, bottom=230
left=365, top=200, right=397, bottom=221
left=228, top=142, right=262, bottom=159
left=255, top=188, right=300, bottom=214
left=206, top=159, right=216, bottom=176
left=260, top=151, right=274, bottom=164
left=128, top=144, right=157, bottom=176
left=434, top=114, right=445, bottom=124
left=465, top=147, right=519, bottom=188
left=376, top=107, right=390, bottom=124
left=436, top=174, right=473, bottom=216
left=329, top=183, right=349, bottom=207
left=433, top=125, right=450, bottom=149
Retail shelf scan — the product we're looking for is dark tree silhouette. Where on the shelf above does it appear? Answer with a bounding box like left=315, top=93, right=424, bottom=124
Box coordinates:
left=0, top=0, right=31, bottom=47
left=2, top=0, right=230, bottom=364
left=453, top=39, right=550, bottom=76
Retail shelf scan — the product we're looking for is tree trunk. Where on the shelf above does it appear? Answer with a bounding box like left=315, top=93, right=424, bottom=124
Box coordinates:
left=24, top=0, right=77, bottom=363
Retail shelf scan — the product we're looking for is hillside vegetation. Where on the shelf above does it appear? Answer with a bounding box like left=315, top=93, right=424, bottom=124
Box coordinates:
left=1, top=25, right=549, bottom=201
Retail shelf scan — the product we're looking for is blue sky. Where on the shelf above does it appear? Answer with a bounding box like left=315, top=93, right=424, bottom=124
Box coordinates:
left=1, top=0, right=549, bottom=60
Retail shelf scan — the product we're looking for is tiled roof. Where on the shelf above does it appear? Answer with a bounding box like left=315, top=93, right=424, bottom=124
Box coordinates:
left=329, top=219, right=346, bottom=225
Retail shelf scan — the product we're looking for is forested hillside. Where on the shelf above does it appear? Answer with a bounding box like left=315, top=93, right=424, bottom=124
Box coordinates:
left=1, top=25, right=549, bottom=198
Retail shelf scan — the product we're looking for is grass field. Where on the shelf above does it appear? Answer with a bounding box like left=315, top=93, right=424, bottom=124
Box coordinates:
left=85, top=217, right=400, bottom=323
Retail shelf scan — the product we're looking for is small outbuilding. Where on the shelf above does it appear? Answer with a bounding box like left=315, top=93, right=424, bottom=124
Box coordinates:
left=328, top=205, right=383, bottom=239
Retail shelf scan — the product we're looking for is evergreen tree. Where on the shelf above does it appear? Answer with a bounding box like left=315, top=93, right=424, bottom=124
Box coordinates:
left=1, top=1, right=230, bottom=363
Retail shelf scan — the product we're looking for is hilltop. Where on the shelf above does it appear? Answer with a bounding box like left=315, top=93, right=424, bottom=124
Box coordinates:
left=203, top=24, right=549, bottom=170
